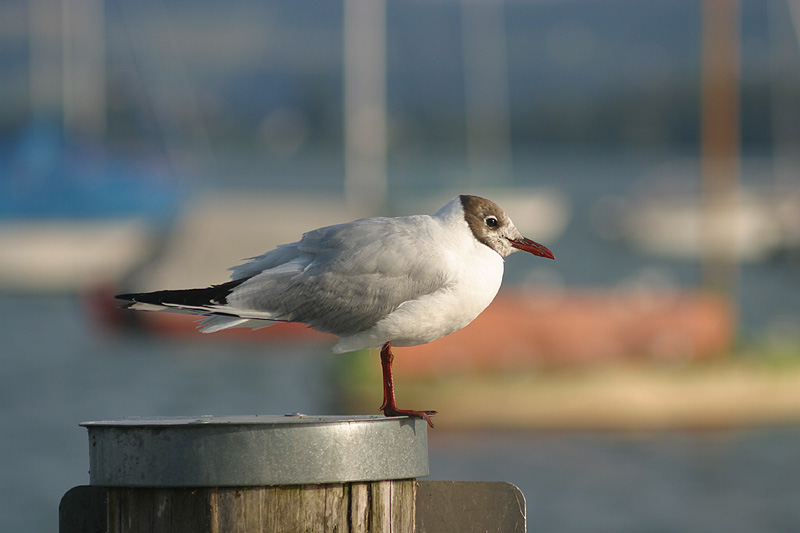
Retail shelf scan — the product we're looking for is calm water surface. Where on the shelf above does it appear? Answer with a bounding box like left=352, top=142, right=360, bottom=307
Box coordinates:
left=2, top=295, right=799, bottom=532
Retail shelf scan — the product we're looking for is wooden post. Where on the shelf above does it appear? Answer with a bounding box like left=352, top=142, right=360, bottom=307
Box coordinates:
left=61, top=482, right=526, bottom=532
left=78, top=415, right=427, bottom=532
left=104, top=481, right=415, bottom=532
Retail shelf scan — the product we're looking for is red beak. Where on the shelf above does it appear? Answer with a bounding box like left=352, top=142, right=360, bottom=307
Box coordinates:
left=509, top=238, right=555, bottom=260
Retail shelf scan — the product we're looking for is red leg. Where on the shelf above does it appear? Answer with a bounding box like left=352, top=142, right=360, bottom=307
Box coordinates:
left=379, top=342, right=437, bottom=428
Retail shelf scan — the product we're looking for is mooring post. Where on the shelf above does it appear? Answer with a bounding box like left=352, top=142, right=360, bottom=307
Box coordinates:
left=78, top=415, right=426, bottom=532
left=60, top=414, right=527, bottom=532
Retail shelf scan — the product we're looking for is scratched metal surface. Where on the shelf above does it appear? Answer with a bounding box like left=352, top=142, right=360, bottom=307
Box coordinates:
left=82, top=414, right=429, bottom=486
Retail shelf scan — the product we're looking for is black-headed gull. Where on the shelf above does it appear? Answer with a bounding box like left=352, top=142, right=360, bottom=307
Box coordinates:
left=117, top=195, right=555, bottom=426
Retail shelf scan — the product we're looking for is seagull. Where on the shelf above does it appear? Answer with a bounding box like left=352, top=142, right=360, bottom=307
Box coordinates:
left=116, top=195, right=555, bottom=427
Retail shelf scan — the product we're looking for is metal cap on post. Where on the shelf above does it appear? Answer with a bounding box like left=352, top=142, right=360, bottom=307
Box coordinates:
left=81, top=414, right=429, bottom=487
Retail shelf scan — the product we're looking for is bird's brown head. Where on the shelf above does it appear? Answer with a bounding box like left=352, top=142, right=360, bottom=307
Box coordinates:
left=459, top=195, right=555, bottom=260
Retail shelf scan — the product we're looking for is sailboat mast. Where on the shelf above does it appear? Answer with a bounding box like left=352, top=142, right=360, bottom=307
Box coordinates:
left=700, top=0, right=740, bottom=300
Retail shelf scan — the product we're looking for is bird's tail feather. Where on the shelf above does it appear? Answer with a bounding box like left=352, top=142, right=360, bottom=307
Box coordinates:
left=115, top=279, right=247, bottom=312
left=198, top=315, right=277, bottom=333
left=115, top=278, right=286, bottom=333
left=116, top=279, right=289, bottom=332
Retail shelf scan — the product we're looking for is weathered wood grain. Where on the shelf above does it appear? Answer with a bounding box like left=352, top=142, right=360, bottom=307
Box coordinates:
left=106, top=480, right=416, bottom=532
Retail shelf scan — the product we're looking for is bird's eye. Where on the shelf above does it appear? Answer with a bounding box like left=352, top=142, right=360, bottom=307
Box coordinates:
left=484, top=216, right=499, bottom=228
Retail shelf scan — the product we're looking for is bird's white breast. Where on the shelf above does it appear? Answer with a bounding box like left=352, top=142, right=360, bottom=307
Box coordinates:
left=332, top=205, right=505, bottom=353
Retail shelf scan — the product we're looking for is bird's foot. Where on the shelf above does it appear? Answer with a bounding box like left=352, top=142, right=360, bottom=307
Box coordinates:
left=381, top=405, right=438, bottom=428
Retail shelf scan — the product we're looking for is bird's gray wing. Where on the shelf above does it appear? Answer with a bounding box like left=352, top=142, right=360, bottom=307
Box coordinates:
left=228, top=241, right=306, bottom=281
left=225, top=216, right=452, bottom=336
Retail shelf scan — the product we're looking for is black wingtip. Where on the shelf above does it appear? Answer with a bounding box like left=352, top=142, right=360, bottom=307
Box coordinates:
left=113, top=279, right=249, bottom=309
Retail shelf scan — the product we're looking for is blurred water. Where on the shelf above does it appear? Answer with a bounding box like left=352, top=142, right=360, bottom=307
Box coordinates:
left=429, top=430, right=800, bottom=533
left=2, top=295, right=800, bottom=532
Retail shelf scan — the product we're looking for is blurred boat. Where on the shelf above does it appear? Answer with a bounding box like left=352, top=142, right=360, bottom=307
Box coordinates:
left=94, top=285, right=733, bottom=365
left=0, top=219, right=158, bottom=293
left=373, top=288, right=734, bottom=371
left=595, top=186, right=800, bottom=262
left=0, top=0, right=183, bottom=293
left=0, top=122, right=180, bottom=293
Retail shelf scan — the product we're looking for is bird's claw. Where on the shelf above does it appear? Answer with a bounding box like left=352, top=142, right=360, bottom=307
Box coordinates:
left=381, top=406, right=438, bottom=428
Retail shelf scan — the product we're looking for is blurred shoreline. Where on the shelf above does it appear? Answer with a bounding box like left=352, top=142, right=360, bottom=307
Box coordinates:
left=338, top=348, right=800, bottom=431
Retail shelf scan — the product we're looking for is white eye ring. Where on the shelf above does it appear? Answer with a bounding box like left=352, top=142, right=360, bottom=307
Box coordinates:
left=484, top=216, right=499, bottom=228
